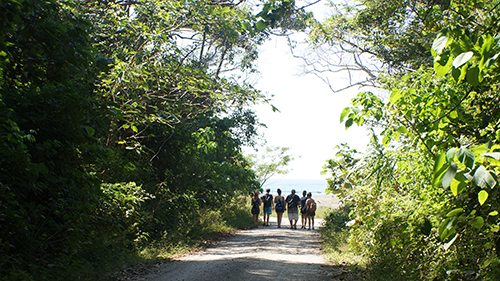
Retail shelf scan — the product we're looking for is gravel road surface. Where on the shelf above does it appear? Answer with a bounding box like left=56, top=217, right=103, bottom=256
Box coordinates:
left=131, top=217, right=332, bottom=281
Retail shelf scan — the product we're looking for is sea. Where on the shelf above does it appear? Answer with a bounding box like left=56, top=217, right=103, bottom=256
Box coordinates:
left=261, top=178, right=329, bottom=196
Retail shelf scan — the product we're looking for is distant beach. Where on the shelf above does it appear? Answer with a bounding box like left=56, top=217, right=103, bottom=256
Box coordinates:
left=313, top=195, right=340, bottom=209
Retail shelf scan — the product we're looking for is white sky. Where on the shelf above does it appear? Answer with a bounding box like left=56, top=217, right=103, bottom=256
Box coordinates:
left=245, top=35, right=372, bottom=180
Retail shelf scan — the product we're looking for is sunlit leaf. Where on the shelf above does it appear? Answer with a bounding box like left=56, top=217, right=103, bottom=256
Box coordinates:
left=478, top=190, right=488, bottom=205
left=446, top=208, right=463, bottom=217
left=446, top=148, right=456, bottom=163
left=382, top=134, right=391, bottom=147
left=434, top=53, right=453, bottom=77
left=483, top=152, right=500, bottom=160
left=389, top=89, right=402, bottom=104
left=450, top=175, right=467, bottom=196
left=442, top=163, right=457, bottom=189
left=398, top=175, right=410, bottom=184
left=432, top=34, right=450, bottom=54
left=453, top=51, right=474, bottom=68
left=433, top=153, right=447, bottom=187
left=473, top=166, right=496, bottom=190
left=340, top=107, right=350, bottom=122
left=438, top=217, right=456, bottom=241
left=397, top=126, right=408, bottom=134
left=444, top=233, right=458, bottom=250
left=490, top=224, right=500, bottom=233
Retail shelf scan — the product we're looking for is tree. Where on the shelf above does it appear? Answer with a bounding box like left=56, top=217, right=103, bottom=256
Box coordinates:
left=320, top=0, right=500, bottom=279
left=296, top=0, right=500, bottom=92
left=0, top=0, right=318, bottom=279
left=0, top=0, right=104, bottom=279
left=246, top=146, right=294, bottom=188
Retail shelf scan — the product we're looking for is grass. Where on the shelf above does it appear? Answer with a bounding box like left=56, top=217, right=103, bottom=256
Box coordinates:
left=318, top=204, right=367, bottom=267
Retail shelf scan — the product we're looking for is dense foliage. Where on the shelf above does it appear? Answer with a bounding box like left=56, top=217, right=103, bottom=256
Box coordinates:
left=0, top=0, right=307, bottom=279
left=319, top=0, right=500, bottom=280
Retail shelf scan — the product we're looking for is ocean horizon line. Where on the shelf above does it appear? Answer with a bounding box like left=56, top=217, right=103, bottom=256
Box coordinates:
left=261, top=178, right=330, bottom=196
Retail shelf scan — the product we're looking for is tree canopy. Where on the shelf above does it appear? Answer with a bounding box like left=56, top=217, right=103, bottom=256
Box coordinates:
left=0, top=0, right=304, bottom=279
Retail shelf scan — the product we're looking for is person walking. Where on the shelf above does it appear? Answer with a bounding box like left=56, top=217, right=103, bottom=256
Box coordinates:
left=304, top=192, right=317, bottom=230
left=261, top=188, right=273, bottom=226
left=251, top=191, right=261, bottom=227
left=285, top=189, right=300, bottom=229
left=299, top=190, right=307, bottom=229
left=274, top=188, right=286, bottom=228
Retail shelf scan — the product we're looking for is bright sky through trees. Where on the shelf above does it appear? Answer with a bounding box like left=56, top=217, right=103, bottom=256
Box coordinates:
left=248, top=34, right=371, bottom=180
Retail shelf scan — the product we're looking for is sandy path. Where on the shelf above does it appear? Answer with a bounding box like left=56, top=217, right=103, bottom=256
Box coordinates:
left=132, top=217, right=330, bottom=281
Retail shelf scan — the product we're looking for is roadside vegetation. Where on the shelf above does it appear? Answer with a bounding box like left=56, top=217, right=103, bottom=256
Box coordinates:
left=319, top=204, right=367, bottom=277
left=0, top=0, right=303, bottom=280
left=317, top=0, right=500, bottom=280
left=2, top=0, right=499, bottom=280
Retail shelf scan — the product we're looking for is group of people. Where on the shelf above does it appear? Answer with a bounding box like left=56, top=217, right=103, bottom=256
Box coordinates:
left=251, top=188, right=316, bottom=230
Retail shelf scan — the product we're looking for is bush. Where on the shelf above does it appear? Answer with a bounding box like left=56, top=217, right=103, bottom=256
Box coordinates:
left=320, top=203, right=365, bottom=266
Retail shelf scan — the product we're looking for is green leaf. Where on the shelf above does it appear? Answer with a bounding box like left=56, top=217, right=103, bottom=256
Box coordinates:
left=0, top=51, right=7, bottom=56
left=34, top=163, right=49, bottom=175
left=490, top=224, right=500, bottom=233
left=434, top=53, right=453, bottom=77
left=481, top=34, right=495, bottom=55
left=473, top=166, right=496, bottom=190
left=433, top=153, right=447, bottom=187
left=450, top=174, right=467, bottom=196
left=396, top=126, right=408, bottom=134
left=442, top=163, right=457, bottom=189
left=451, top=67, right=462, bottom=82
left=340, top=107, right=350, bottom=123
left=398, top=175, right=410, bottom=184
left=446, top=208, right=463, bottom=217
left=444, top=233, right=458, bottom=250
left=256, top=21, right=267, bottom=31
left=457, top=148, right=474, bottom=169
left=478, top=190, right=488, bottom=205
left=466, top=66, right=482, bottom=86
left=438, top=217, right=456, bottom=241
left=432, top=34, right=450, bottom=55
left=488, top=211, right=498, bottom=216
left=446, top=148, right=456, bottom=163
left=471, top=216, right=484, bottom=229
left=453, top=51, right=474, bottom=68
left=85, top=126, right=95, bottom=137
left=382, top=134, right=391, bottom=147
left=345, top=118, right=353, bottom=129
left=389, top=89, right=402, bottom=104
left=483, top=152, right=500, bottom=160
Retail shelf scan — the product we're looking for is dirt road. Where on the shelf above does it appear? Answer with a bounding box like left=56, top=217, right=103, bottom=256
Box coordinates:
left=131, top=217, right=332, bottom=281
